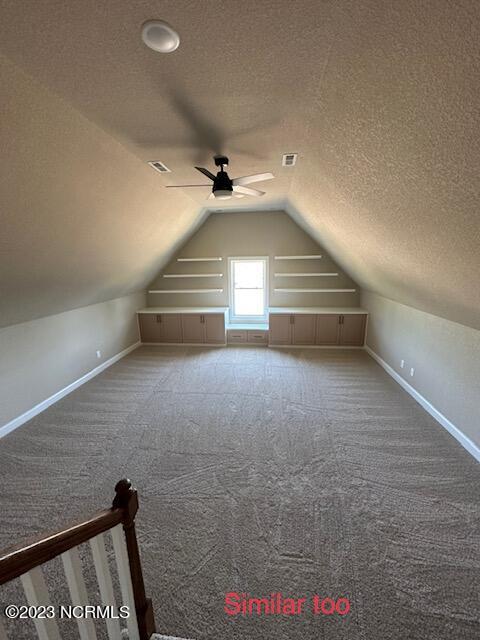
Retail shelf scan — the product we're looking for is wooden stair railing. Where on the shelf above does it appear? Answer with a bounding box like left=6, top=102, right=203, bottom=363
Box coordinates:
left=0, top=479, right=156, bottom=640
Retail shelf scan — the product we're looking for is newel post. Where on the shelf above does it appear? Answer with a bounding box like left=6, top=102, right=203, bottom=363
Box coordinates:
left=113, top=479, right=156, bottom=639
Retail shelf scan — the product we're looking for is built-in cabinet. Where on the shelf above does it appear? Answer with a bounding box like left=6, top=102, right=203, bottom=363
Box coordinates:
left=316, top=314, right=342, bottom=345
left=269, top=314, right=292, bottom=345
left=159, top=314, right=183, bottom=342
left=139, top=309, right=366, bottom=347
left=269, top=313, right=366, bottom=346
left=227, top=329, right=268, bottom=344
left=291, top=314, right=317, bottom=345
left=204, top=314, right=226, bottom=344
left=138, top=313, right=183, bottom=343
left=138, top=312, right=226, bottom=345
left=339, top=314, right=367, bottom=346
left=181, top=314, right=204, bottom=343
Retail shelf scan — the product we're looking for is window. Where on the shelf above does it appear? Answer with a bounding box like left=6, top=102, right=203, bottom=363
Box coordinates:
left=229, top=258, right=268, bottom=323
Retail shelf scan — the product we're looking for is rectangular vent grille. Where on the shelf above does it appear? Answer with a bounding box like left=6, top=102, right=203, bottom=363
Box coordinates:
left=148, top=161, right=171, bottom=173
left=282, top=153, right=297, bottom=167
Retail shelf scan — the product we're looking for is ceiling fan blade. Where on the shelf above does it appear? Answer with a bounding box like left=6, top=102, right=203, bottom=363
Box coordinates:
left=232, top=172, right=274, bottom=186
left=165, top=184, right=211, bottom=188
left=233, top=193, right=245, bottom=198
left=195, top=166, right=216, bottom=181
left=233, top=185, right=266, bottom=197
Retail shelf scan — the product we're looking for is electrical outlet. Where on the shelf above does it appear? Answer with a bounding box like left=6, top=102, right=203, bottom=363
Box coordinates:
left=410, top=367, right=415, bottom=377
left=400, top=359, right=405, bottom=368
left=96, top=350, right=102, bottom=359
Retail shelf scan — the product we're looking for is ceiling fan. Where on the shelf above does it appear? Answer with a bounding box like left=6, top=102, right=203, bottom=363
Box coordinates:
left=166, top=155, right=274, bottom=200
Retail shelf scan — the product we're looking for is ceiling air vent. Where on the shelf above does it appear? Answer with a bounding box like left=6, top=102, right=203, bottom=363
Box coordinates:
left=148, top=160, right=171, bottom=173
left=282, top=153, right=297, bottom=167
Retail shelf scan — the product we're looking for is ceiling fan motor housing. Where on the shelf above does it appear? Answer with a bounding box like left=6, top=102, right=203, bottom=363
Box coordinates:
left=213, top=170, right=233, bottom=195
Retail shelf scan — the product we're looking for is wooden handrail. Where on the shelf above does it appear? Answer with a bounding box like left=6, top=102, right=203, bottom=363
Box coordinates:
left=0, top=478, right=156, bottom=639
left=0, top=508, right=122, bottom=585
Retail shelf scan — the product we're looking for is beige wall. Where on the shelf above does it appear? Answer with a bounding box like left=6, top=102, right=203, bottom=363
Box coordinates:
left=0, top=53, right=197, bottom=328
left=362, top=290, right=480, bottom=449
left=148, top=211, right=359, bottom=309
left=0, top=291, right=145, bottom=429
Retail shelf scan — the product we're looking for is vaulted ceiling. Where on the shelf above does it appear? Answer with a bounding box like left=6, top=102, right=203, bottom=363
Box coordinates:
left=1, top=0, right=479, bottom=329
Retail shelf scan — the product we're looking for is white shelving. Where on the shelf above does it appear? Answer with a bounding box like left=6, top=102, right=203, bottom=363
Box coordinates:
left=275, top=288, right=356, bottom=293
left=177, top=257, right=223, bottom=262
left=163, top=273, right=223, bottom=278
left=149, top=289, right=224, bottom=294
left=274, top=272, right=338, bottom=277
left=274, top=255, right=322, bottom=260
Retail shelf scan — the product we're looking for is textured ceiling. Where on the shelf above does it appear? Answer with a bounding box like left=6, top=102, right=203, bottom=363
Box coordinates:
left=0, top=0, right=479, bottom=328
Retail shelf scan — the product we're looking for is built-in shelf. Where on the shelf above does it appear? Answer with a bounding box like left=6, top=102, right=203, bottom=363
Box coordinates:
left=177, top=257, right=223, bottom=262
left=163, top=273, right=223, bottom=278
left=149, top=289, right=224, bottom=294
left=274, top=255, right=323, bottom=260
left=274, top=272, right=338, bottom=277
left=274, top=288, right=356, bottom=293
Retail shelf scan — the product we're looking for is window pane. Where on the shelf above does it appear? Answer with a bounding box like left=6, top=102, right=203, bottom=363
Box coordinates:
left=234, top=289, right=264, bottom=316
left=234, top=261, right=264, bottom=288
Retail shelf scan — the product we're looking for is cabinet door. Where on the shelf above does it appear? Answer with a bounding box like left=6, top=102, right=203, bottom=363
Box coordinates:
left=315, top=314, right=340, bottom=345
left=292, top=314, right=316, bottom=345
left=138, top=314, right=162, bottom=342
left=181, top=314, right=205, bottom=343
left=159, top=314, right=183, bottom=343
left=205, top=314, right=225, bottom=344
left=269, top=314, right=292, bottom=345
left=339, top=314, right=366, bottom=346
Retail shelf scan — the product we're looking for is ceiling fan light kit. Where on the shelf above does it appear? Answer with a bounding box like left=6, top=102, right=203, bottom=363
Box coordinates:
left=166, top=155, right=275, bottom=200
left=213, top=190, right=232, bottom=200
left=141, top=20, right=180, bottom=53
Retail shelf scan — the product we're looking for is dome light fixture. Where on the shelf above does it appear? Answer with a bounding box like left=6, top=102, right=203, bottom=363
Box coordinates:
left=141, top=20, right=180, bottom=53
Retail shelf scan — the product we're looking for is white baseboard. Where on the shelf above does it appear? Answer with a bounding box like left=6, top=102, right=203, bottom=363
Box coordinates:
left=365, top=345, right=480, bottom=463
left=269, top=344, right=364, bottom=349
left=0, top=341, right=141, bottom=439
left=141, top=342, right=226, bottom=347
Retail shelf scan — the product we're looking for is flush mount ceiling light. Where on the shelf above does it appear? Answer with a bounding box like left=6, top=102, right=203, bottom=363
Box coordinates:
left=141, top=20, right=180, bottom=53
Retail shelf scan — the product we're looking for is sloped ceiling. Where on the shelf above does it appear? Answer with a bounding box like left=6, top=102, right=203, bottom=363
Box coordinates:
left=0, top=54, right=200, bottom=327
left=0, top=0, right=479, bottom=329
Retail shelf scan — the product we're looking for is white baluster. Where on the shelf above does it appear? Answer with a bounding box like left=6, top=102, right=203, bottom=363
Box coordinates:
left=61, top=546, right=97, bottom=640
left=111, top=524, right=140, bottom=640
left=90, top=533, right=121, bottom=640
left=20, top=566, right=61, bottom=640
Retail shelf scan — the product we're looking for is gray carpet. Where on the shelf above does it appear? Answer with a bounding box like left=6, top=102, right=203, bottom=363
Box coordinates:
left=0, top=346, right=479, bottom=640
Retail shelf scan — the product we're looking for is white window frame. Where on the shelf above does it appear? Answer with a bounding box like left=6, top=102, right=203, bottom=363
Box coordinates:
left=228, top=257, right=269, bottom=324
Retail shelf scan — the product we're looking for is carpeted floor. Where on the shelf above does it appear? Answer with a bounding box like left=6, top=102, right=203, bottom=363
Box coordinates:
left=0, top=345, right=479, bottom=639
